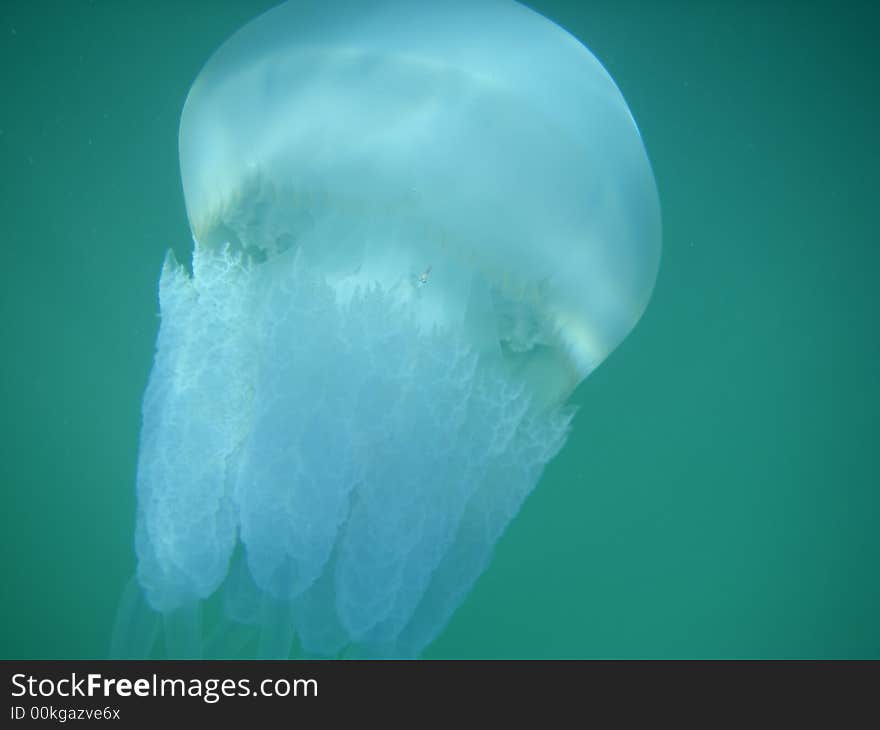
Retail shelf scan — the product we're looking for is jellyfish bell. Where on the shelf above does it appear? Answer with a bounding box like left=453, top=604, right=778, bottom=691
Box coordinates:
left=112, top=0, right=660, bottom=659
left=182, top=0, right=660, bottom=395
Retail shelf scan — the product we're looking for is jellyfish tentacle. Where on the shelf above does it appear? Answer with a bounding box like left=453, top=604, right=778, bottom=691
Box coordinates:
left=162, top=602, right=202, bottom=660
left=109, top=575, right=160, bottom=660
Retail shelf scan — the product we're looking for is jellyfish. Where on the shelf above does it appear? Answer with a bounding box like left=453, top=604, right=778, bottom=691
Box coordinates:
left=111, top=0, right=661, bottom=659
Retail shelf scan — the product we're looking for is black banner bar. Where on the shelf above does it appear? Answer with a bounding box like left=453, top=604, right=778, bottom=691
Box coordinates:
left=3, top=660, right=878, bottom=724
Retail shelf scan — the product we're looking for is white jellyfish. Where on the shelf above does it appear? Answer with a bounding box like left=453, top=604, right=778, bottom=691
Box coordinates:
left=112, top=0, right=661, bottom=659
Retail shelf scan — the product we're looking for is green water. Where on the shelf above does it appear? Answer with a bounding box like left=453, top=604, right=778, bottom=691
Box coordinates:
left=1, top=0, right=877, bottom=659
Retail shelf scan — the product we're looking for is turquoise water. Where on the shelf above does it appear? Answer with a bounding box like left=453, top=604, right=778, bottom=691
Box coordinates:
left=1, top=0, right=877, bottom=658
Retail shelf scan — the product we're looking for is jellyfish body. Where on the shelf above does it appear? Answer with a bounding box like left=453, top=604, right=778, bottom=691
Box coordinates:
left=114, top=0, right=660, bottom=658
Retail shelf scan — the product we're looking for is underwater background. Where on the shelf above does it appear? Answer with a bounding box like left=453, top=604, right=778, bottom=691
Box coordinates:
left=1, top=0, right=877, bottom=659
